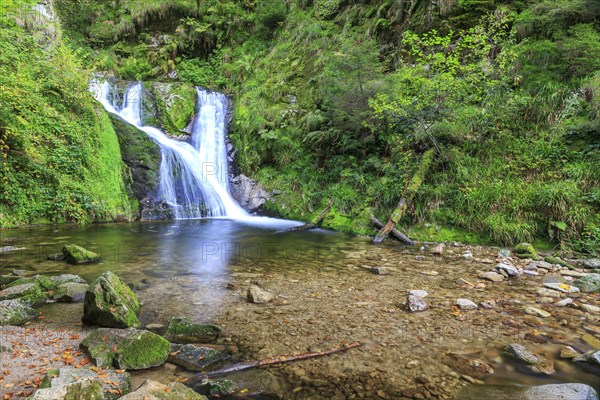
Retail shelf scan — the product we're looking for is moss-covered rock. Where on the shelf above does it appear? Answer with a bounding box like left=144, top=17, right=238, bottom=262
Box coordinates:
left=0, top=299, right=37, bottom=325
left=0, top=275, right=20, bottom=287
left=83, top=272, right=140, bottom=328
left=168, top=343, right=229, bottom=371
left=574, top=273, right=600, bottom=294
left=544, top=255, right=575, bottom=270
left=62, top=244, right=101, bottom=264
left=36, top=366, right=131, bottom=400
left=0, top=281, right=47, bottom=305
left=52, top=282, right=89, bottom=303
left=143, top=82, right=197, bottom=136
left=31, top=377, right=103, bottom=400
left=81, top=328, right=169, bottom=370
left=513, top=243, right=539, bottom=260
left=49, top=274, right=88, bottom=286
left=163, top=317, right=221, bottom=343
left=119, top=380, right=207, bottom=400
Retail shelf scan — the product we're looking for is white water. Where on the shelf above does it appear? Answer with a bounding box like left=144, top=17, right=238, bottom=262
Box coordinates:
left=91, top=80, right=247, bottom=219
left=90, top=80, right=302, bottom=229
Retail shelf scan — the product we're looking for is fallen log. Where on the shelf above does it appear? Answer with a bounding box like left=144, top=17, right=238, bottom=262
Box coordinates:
left=373, top=148, right=435, bottom=244
left=287, top=198, right=333, bottom=232
left=370, top=216, right=414, bottom=245
left=190, top=341, right=362, bottom=381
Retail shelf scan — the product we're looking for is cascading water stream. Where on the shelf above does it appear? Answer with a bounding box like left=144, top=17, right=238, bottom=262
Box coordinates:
left=90, top=80, right=247, bottom=219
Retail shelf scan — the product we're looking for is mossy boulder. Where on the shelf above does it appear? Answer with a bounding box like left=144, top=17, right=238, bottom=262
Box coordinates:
left=513, top=243, right=539, bottom=260
left=168, top=343, right=229, bottom=371
left=544, top=255, right=575, bottom=270
left=81, top=328, right=169, bottom=370
left=31, top=377, right=102, bottom=400
left=62, top=245, right=101, bottom=264
left=574, top=273, right=600, bottom=294
left=49, top=274, right=87, bottom=286
left=163, top=317, right=221, bottom=343
left=35, top=366, right=131, bottom=400
left=0, top=280, right=48, bottom=306
left=83, top=272, right=140, bottom=328
left=0, top=299, right=37, bottom=325
left=52, top=283, right=89, bottom=303
left=119, top=380, right=207, bottom=400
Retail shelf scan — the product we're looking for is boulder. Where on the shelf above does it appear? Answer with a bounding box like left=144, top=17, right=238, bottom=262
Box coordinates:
left=230, top=174, right=270, bottom=213
left=513, top=243, right=539, bottom=260
left=36, top=367, right=131, bottom=400
left=62, top=244, right=101, bottom=264
left=52, top=283, right=89, bottom=302
left=458, top=383, right=598, bottom=400
left=168, top=343, right=229, bottom=371
left=83, top=272, right=140, bottom=328
left=574, top=273, right=600, bottom=294
left=32, top=377, right=102, bottom=400
left=81, top=328, right=169, bottom=370
left=0, top=299, right=37, bottom=325
left=163, top=316, right=221, bottom=343
left=581, top=259, right=600, bottom=269
left=504, top=344, right=555, bottom=374
left=247, top=284, right=274, bottom=303
left=119, top=380, right=207, bottom=400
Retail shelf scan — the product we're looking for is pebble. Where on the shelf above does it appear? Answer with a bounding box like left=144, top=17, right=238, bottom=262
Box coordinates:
left=462, top=251, right=473, bottom=259
left=479, top=301, right=495, bottom=309
left=579, top=303, right=600, bottom=314
left=420, top=270, right=439, bottom=276
left=480, top=271, right=504, bottom=282
left=560, top=346, right=579, bottom=359
left=456, top=298, right=478, bottom=310
left=406, top=360, right=419, bottom=368
left=537, top=287, right=561, bottom=297
left=524, top=306, right=551, bottom=318
left=406, top=294, right=429, bottom=312
left=409, top=289, right=428, bottom=298
left=535, top=297, right=554, bottom=304
left=496, top=263, right=519, bottom=277
left=523, top=270, right=539, bottom=276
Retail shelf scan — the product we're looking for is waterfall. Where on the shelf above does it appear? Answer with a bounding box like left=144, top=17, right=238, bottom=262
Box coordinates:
left=90, top=80, right=247, bottom=219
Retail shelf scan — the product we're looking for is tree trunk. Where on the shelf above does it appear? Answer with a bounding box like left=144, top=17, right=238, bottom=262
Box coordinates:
left=370, top=216, right=414, bottom=245
left=373, top=148, right=435, bottom=244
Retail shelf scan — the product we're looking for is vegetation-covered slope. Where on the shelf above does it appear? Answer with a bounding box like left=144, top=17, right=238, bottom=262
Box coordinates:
left=0, top=0, right=136, bottom=225
left=6, top=0, right=600, bottom=253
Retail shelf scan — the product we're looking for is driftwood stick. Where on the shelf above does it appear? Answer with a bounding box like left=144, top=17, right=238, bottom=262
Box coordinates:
left=370, top=216, right=414, bottom=245
left=287, top=198, right=334, bottom=232
left=194, top=341, right=362, bottom=380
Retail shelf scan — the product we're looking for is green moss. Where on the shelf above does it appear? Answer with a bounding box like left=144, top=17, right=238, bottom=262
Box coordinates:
left=574, top=273, right=600, bottom=294
left=544, top=255, right=575, bottom=270
left=115, top=330, right=170, bottom=370
left=40, top=369, right=60, bottom=389
left=80, top=330, right=119, bottom=368
left=164, top=317, right=221, bottom=343
left=513, top=242, right=540, bottom=260
left=62, top=244, right=101, bottom=265
left=83, top=272, right=141, bottom=328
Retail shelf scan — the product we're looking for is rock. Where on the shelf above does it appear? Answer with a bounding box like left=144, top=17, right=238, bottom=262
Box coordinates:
left=52, top=282, right=89, bottom=302
left=119, top=380, right=207, bottom=400
left=573, top=350, right=600, bottom=367
left=408, top=289, right=428, bottom=298
left=431, top=244, right=444, bottom=255
left=535, top=297, right=554, bottom=304
left=561, top=270, right=588, bottom=278
left=574, top=273, right=600, bottom=294
left=579, top=303, right=600, bottom=314
left=81, top=328, right=170, bottom=370
left=205, top=380, right=236, bottom=396
left=555, top=298, right=573, bottom=307
left=230, top=174, right=270, bottom=213
left=369, top=266, right=391, bottom=275
left=498, top=249, right=511, bottom=258
left=543, top=282, right=580, bottom=293
left=514, top=243, right=539, bottom=260
left=35, top=367, right=131, bottom=400
left=82, top=271, right=141, bottom=328
left=0, top=282, right=46, bottom=305
left=581, top=334, right=600, bottom=349
left=32, top=377, right=102, bottom=400
left=62, top=244, right=101, bottom=264
left=47, top=253, right=65, bottom=261
left=0, top=299, right=37, bottom=325
left=560, top=346, right=579, bottom=359
left=406, top=294, right=428, bottom=312
left=163, top=316, right=221, bottom=343
left=504, top=344, right=555, bottom=374
left=536, top=287, right=561, bottom=297
left=481, top=271, right=504, bottom=282
left=543, top=274, right=565, bottom=283
left=524, top=307, right=551, bottom=318
left=496, top=263, right=520, bottom=277
left=529, top=260, right=554, bottom=270
left=524, top=270, right=539, bottom=276
left=443, top=352, right=494, bottom=378
left=247, top=284, right=274, bottom=303
left=462, top=251, right=473, bottom=259
left=456, top=298, right=478, bottom=310
left=49, top=274, right=87, bottom=286
left=0, top=275, right=20, bottom=286
left=144, top=323, right=164, bottom=331
left=479, top=301, right=496, bottom=309
left=419, top=269, right=438, bottom=275
left=581, top=259, right=600, bottom=269
left=544, top=255, right=575, bottom=270
left=168, top=343, right=229, bottom=371
left=458, top=383, right=599, bottom=400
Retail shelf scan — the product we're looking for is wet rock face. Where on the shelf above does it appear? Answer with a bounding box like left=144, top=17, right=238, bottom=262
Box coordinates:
left=230, top=174, right=271, bottom=213
left=82, top=272, right=141, bottom=328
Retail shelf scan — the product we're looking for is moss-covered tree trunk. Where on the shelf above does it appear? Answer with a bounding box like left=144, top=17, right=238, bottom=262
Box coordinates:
left=373, top=148, right=435, bottom=244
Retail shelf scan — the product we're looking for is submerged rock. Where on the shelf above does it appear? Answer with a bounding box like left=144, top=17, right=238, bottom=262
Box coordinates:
left=513, top=243, right=539, bottom=260
left=574, top=273, right=600, bottom=294
left=52, top=282, right=89, bottom=302
left=168, top=343, right=229, bottom=371
left=0, top=299, right=37, bottom=325
left=481, top=271, right=504, bottom=282
left=504, top=344, right=555, bottom=374
left=443, top=352, right=494, bottom=378
left=456, top=298, right=478, bottom=310
left=119, top=380, right=206, bottom=400
left=82, top=272, right=140, bottom=328
left=81, top=328, right=169, bottom=370
left=247, top=284, right=275, bottom=304
left=62, top=244, right=101, bottom=264
left=458, top=383, right=598, bottom=400
left=164, top=316, right=221, bottom=343
left=524, top=306, right=551, bottom=318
